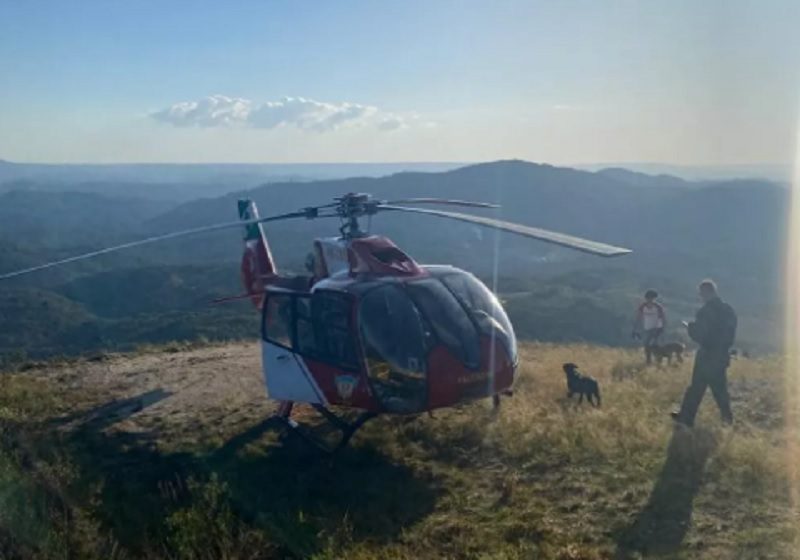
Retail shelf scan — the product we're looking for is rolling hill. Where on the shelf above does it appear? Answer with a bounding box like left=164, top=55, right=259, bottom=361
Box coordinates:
left=0, top=160, right=789, bottom=358
left=143, top=160, right=790, bottom=352
left=0, top=190, right=165, bottom=246
left=144, top=160, right=787, bottom=276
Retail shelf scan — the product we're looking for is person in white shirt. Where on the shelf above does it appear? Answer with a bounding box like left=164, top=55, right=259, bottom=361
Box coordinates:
left=633, top=289, right=666, bottom=365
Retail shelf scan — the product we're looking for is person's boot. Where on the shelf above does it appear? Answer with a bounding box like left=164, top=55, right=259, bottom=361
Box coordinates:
left=670, top=411, right=693, bottom=427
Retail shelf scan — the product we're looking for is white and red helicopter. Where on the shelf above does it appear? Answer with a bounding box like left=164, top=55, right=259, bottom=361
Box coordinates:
left=0, top=193, right=630, bottom=450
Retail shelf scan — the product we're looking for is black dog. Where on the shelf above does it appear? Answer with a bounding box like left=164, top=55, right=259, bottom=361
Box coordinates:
left=562, top=363, right=601, bottom=406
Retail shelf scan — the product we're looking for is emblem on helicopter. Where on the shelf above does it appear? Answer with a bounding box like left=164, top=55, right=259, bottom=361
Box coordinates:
left=335, top=375, right=357, bottom=401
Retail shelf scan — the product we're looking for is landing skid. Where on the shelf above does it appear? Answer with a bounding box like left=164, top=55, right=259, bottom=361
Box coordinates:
left=273, top=401, right=378, bottom=454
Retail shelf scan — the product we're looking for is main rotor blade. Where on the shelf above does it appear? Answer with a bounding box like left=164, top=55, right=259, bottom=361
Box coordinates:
left=383, top=198, right=500, bottom=209
left=377, top=205, right=631, bottom=257
left=0, top=210, right=313, bottom=280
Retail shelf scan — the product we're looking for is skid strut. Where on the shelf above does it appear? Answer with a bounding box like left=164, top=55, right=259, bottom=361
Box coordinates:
left=492, top=389, right=515, bottom=410
left=274, top=400, right=378, bottom=453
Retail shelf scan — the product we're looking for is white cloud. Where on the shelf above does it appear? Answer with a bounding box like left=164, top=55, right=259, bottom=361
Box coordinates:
left=376, top=116, right=406, bottom=131
left=150, top=95, right=251, bottom=127
left=151, top=95, right=407, bottom=132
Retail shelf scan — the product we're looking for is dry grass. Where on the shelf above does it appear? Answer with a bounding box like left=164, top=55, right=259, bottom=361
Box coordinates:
left=0, top=341, right=798, bottom=559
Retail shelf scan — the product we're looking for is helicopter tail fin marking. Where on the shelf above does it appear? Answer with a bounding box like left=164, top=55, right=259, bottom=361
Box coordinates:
left=238, top=199, right=276, bottom=307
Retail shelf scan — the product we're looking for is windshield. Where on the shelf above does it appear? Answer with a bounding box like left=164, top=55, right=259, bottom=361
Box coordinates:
left=405, top=278, right=481, bottom=369
left=358, top=274, right=516, bottom=383
left=358, top=285, right=428, bottom=413
left=359, top=285, right=428, bottom=374
left=440, top=271, right=518, bottom=363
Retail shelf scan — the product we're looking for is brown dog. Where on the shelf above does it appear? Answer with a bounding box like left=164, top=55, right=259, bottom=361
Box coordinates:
left=651, top=342, right=685, bottom=365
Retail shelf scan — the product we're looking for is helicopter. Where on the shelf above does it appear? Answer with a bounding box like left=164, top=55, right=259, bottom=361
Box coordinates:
left=0, top=192, right=630, bottom=451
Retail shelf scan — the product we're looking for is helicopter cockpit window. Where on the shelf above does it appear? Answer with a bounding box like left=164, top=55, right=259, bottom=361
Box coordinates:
left=262, top=291, right=357, bottom=369
left=295, top=296, right=317, bottom=356
left=440, top=272, right=518, bottom=363
left=406, top=278, right=481, bottom=369
left=264, top=294, right=292, bottom=348
left=359, top=285, right=427, bottom=413
left=311, top=291, right=358, bottom=369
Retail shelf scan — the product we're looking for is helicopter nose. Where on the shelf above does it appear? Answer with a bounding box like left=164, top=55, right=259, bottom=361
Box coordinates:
left=426, top=334, right=516, bottom=410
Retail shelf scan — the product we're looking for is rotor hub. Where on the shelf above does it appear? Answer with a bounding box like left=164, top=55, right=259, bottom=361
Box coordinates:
left=334, top=193, right=380, bottom=238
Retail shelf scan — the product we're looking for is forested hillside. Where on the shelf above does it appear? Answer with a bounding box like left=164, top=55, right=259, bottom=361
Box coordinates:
left=0, top=160, right=788, bottom=363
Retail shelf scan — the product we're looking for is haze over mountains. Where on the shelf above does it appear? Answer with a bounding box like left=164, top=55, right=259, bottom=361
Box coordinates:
left=0, top=160, right=465, bottom=202
left=0, top=160, right=789, bottom=361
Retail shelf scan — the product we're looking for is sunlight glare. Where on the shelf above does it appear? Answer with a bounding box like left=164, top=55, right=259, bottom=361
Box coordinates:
left=785, top=119, right=800, bottom=512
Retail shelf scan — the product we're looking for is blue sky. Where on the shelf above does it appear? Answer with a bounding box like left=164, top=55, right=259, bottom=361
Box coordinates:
left=1, top=0, right=799, bottom=164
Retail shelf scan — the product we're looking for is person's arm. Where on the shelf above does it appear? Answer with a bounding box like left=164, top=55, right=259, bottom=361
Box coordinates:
left=656, top=302, right=666, bottom=328
left=632, top=303, right=644, bottom=338
left=687, top=306, right=711, bottom=346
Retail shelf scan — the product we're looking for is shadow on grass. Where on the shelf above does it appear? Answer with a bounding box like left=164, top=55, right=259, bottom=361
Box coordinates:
left=210, top=416, right=440, bottom=557
left=56, top=394, right=438, bottom=557
left=50, top=388, right=173, bottom=430
left=615, top=426, right=716, bottom=559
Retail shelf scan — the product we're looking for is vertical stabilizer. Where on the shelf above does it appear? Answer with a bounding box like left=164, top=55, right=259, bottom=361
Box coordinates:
left=238, top=199, right=276, bottom=307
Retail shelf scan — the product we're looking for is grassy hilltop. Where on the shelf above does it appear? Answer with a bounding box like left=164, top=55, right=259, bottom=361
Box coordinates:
left=0, top=341, right=797, bottom=559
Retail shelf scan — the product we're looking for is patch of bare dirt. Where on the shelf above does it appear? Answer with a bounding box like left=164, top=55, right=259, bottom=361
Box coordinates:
left=30, top=342, right=278, bottom=446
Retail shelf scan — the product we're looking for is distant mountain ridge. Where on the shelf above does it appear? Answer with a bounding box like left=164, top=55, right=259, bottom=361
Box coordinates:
left=143, top=160, right=788, bottom=347
left=0, top=160, right=466, bottom=201
left=596, top=167, right=691, bottom=189
left=0, top=159, right=788, bottom=358
left=0, top=190, right=165, bottom=246
left=1, top=159, right=786, bottom=277
left=148, top=159, right=785, bottom=258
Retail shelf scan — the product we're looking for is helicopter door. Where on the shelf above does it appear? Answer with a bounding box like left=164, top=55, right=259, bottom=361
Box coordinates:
left=310, top=290, right=358, bottom=369
left=261, top=294, right=325, bottom=404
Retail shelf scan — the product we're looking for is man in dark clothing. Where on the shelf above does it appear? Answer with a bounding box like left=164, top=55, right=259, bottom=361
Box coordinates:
left=672, top=280, right=737, bottom=427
